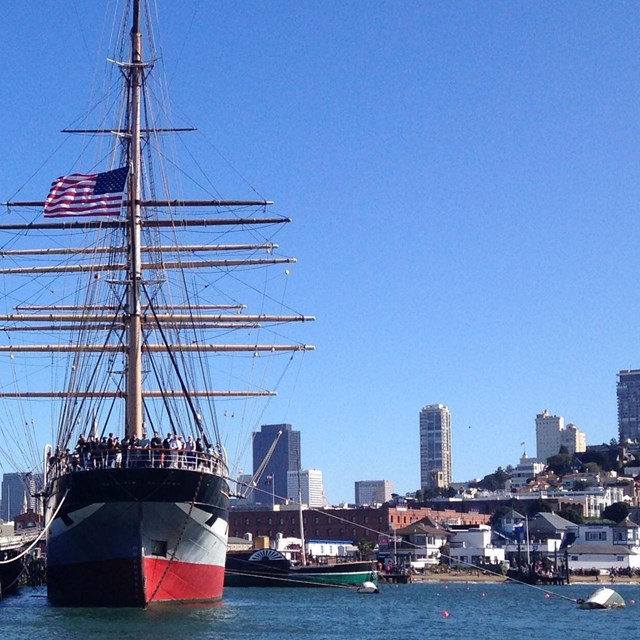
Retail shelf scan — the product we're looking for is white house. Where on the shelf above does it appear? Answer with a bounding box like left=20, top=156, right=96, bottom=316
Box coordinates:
left=567, top=519, right=640, bottom=572
left=447, top=524, right=505, bottom=567
left=393, top=518, right=449, bottom=566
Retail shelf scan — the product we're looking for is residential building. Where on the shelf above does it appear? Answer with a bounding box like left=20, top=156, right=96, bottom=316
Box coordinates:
left=507, top=453, right=546, bottom=491
left=287, top=469, right=325, bottom=508
left=419, top=404, right=452, bottom=490
left=252, top=423, right=301, bottom=505
left=354, top=480, right=394, bottom=506
left=567, top=519, right=640, bottom=572
left=618, top=369, right=640, bottom=443
left=392, top=517, right=449, bottom=566
left=447, top=524, right=505, bottom=567
left=535, top=410, right=586, bottom=462
left=500, top=512, right=576, bottom=564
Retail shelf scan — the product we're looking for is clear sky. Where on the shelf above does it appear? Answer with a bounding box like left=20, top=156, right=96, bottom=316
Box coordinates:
left=1, top=1, right=640, bottom=504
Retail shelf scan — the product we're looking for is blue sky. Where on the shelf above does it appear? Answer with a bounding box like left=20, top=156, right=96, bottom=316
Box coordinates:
left=1, top=1, right=640, bottom=503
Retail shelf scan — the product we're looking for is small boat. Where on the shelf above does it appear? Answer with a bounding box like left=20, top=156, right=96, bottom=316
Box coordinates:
left=356, top=581, right=379, bottom=594
left=577, top=587, right=626, bottom=609
left=0, top=546, right=24, bottom=598
left=225, top=549, right=378, bottom=588
left=0, top=529, right=40, bottom=597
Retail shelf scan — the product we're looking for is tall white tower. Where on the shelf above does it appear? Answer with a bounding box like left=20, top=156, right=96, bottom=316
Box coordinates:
left=419, top=404, right=452, bottom=490
left=287, top=469, right=326, bottom=507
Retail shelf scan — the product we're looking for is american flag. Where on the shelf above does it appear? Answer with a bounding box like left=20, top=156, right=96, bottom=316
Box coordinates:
left=44, top=167, right=129, bottom=217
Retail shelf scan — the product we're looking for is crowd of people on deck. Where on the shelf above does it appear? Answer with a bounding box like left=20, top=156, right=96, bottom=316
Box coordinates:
left=47, top=430, right=221, bottom=476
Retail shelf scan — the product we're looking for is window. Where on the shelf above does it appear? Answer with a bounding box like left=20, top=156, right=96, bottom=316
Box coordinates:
left=150, top=540, right=167, bottom=557
left=585, top=531, right=607, bottom=541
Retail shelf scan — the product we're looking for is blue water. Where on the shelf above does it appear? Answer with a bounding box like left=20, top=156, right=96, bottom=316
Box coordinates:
left=1, top=582, right=638, bottom=639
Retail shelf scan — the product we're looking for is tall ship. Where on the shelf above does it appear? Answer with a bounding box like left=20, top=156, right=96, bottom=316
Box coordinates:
left=0, top=0, right=313, bottom=606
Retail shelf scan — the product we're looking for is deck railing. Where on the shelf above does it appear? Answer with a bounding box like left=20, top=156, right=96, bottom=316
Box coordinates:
left=46, top=447, right=227, bottom=482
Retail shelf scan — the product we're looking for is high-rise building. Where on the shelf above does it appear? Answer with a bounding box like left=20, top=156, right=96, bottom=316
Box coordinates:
left=287, top=469, right=325, bottom=507
left=617, top=369, right=640, bottom=443
left=0, top=472, right=40, bottom=521
left=535, top=410, right=586, bottom=461
left=564, top=423, right=587, bottom=453
left=536, top=410, right=564, bottom=461
left=252, top=423, right=301, bottom=505
left=419, top=404, right=452, bottom=490
left=234, top=472, right=255, bottom=504
left=354, top=480, right=394, bottom=506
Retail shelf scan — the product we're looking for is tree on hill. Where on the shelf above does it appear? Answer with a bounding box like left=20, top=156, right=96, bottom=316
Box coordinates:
left=526, top=497, right=553, bottom=515
left=546, top=452, right=573, bottom=476
left=558, top=503, right=585, bottom=524
left=573, top=478, right=593, bottom=491
left=472, top=467, right=510, bottom=491
left=578, top=450, right=613, bottom=472
left=601, top=502, right=630, bottom=523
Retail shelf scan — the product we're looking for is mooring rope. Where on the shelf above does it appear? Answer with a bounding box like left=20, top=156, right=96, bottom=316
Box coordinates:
left=0, top=489, right=69, bottom=566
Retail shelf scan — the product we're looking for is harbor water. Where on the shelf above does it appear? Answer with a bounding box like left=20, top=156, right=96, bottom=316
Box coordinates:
left=1, top=582, right=639, bottom=639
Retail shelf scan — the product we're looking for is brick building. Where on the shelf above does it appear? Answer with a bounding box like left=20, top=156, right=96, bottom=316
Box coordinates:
left=228, top=505, right=490, bottom=544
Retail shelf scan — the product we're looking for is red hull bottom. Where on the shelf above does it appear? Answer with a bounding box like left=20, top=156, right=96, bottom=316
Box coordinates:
left=48, top=557, right=224, bottom=606
left=143, top=556, right=224, bottom=603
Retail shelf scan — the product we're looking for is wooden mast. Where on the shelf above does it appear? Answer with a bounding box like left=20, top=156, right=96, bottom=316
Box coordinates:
left=127, top=0, right=143, bottom=439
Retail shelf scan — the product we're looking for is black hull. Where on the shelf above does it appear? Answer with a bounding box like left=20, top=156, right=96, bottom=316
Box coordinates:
left=46, top=466, right=229, bottom=606
left=0, top=550, right=24, bottom=597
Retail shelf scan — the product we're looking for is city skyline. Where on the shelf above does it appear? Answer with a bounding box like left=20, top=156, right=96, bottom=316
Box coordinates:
left=1, top=3, right=639, bottom=504
left=0, top=382, right=631, bottom=519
